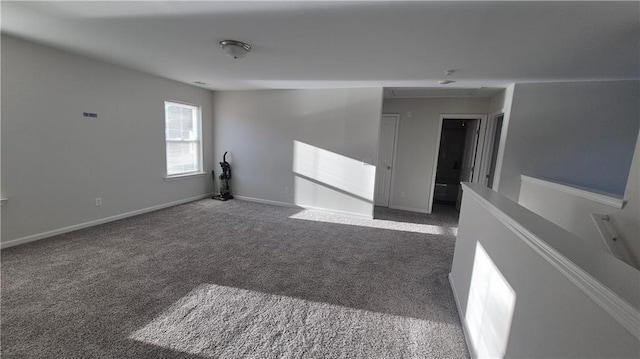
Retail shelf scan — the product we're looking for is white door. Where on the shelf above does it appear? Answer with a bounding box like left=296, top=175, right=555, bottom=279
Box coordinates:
left=375, top=115, right=398, bottom=207
left=456, top=119, right=481, bottom=210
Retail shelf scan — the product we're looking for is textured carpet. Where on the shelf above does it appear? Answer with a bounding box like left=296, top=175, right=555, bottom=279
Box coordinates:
left=1, top=200, right=469, bottom=358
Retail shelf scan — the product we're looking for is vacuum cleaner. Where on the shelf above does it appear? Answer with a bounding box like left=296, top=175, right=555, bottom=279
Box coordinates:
left=212, top=151, right=233, bottom=201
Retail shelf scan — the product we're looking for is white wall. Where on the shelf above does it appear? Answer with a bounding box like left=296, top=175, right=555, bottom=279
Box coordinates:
left=381, top=98, right=490, bottom=212
left=1, top=35, right=214, bottom=245
left=518, top=175, right=631, bottom=261
left=451, top=184, right=640, bottom=358
left=212, top=88, right=383, bottom=217
left=498, top=81, right=640, bottom=201
left=610, top=129, right=640, bottom=265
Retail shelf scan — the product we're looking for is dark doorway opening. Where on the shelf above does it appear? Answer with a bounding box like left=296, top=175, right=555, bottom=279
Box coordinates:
left=434, top=119, right=480, bottom=210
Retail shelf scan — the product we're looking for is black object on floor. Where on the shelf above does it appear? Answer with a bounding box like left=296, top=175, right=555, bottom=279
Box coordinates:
left=213, top=151, right=233, bottom=201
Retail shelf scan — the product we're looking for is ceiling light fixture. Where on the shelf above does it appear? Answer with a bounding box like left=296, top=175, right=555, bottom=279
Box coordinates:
left=219, top=40, right=251, bottom=59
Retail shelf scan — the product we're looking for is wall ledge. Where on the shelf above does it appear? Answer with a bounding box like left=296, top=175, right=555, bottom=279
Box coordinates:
left=521, top=175, right=624, bottom=209
left=462, top=182, right=640, bottom=341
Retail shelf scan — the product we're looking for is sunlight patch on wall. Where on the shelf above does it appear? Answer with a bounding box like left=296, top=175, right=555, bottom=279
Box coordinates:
left=289, top=209, right=458, bottom=236
left=129, top=284, right=462, bottom=358
left=292, top=140, right=375, bottom=202
left=465, top=242, right=516, bottom=358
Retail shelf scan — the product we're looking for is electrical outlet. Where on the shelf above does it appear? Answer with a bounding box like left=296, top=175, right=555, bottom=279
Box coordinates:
left=95, top=197, right=102, bottom=207
left=400, top=192, right=405, bottom=198
left=284, top=187, right=290, bottom=194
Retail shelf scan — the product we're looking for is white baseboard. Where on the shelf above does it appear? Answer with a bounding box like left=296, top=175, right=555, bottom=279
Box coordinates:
left=1, top=194, right=211, bottom=249
left=449, top=273, right=476, bottom=359
left=234, top=195, right=373, bottom=219
left=298, top=203, right=373, bottom=220
left=233, top=195, right=299, bottom=209
left=388, top=204, right=430, bottom=214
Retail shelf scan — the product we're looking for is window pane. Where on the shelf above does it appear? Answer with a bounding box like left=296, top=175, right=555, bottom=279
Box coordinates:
left=166, top=141, right=199, bottom=175
left=165, top=101, right=201, bottom=176
left=166, top=105, right=183, bottom=140
left=166, top=104, right=196, bottom=141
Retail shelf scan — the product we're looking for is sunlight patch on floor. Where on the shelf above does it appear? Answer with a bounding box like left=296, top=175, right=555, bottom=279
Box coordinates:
left=289, top=209, right=458, bottom=236
left=130, top=284, right=463, bottom=358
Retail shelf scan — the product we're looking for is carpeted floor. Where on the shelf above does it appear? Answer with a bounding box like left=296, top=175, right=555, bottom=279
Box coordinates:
left=1, top=200, right=469, bottom=358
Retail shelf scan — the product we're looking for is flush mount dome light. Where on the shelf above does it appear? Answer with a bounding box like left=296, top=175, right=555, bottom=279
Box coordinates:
left=219, top=40, right=251, bottom=59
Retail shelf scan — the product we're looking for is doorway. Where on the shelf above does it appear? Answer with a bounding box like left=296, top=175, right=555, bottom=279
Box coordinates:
left=374, top=114, right=399, bottom=207
left=432, top=117, right=482, bottom=211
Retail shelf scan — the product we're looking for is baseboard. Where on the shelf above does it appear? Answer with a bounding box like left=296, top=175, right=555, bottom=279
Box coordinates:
left=388, top=204, right=430, bottom=214
left=234, top=195, right=373, bottom=219
left=297, top=203, right=373, bottom=220
left=233, top=195, right=299, bottom=209
left=449, top=273, right=477, bottom=359
left=1, top=194, right=211, bottom=249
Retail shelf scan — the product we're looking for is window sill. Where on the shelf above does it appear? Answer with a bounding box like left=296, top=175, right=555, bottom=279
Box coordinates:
left=164, top=172, right=208, bottom=181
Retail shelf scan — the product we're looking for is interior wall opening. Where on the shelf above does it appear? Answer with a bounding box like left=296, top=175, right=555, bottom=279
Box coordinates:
left=434, top=118, right=481, bottom=211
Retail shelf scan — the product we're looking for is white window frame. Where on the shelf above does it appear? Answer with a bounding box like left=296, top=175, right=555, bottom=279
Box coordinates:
left=164, top=100, right=204, bottom=179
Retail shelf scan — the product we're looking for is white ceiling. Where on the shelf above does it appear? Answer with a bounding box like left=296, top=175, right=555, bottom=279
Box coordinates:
left=2, top=1, right=638, bottom=92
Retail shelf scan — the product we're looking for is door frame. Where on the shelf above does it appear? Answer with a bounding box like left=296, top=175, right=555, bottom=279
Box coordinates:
left=376, top=113, right=401, bottom=207
left=428, top=113, right=488, bottom=213
left=478, top=112, right=505, bottom=188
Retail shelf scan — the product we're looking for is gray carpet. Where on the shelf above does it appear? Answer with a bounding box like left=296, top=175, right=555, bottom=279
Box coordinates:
left=1, top=200, right=469, bottom=358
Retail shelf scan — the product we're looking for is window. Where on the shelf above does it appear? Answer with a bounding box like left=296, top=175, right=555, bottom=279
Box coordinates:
left=164, top=101, right=202, bottom=177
